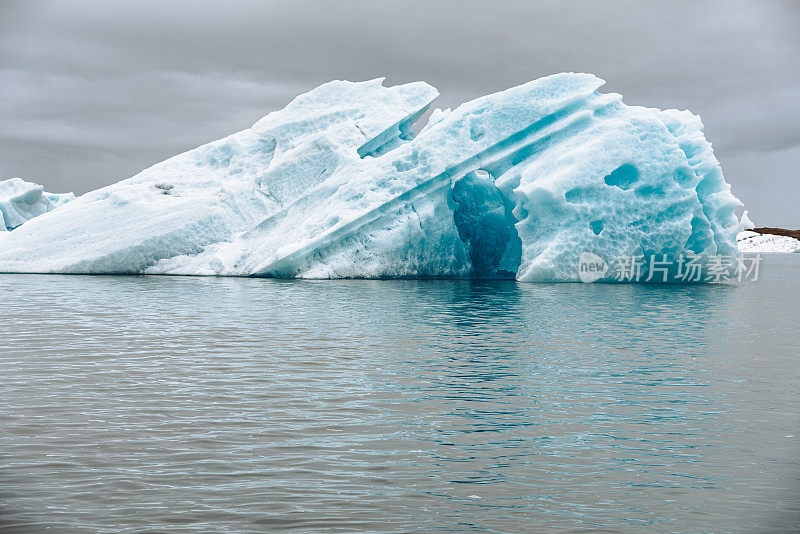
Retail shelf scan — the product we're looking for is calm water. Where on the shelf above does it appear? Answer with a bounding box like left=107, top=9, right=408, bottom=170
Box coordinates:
left=1, top=255, right=799, bottom=533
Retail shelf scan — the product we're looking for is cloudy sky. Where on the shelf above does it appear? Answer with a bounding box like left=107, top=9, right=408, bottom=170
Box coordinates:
left=1, top=0, right=798, bottom=225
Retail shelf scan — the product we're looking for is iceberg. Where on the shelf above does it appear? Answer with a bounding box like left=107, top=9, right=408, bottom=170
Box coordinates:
left=0, top=74, right=749, bottom=281
left=0, top=178, right=75, bottom=232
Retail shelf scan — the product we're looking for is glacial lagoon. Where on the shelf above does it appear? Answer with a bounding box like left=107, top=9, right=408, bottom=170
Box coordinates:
left=1, top=254, right=798, bottom=532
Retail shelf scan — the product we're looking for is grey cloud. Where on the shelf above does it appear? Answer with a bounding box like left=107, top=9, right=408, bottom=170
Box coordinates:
left=1, top=0, right=798, bottom=224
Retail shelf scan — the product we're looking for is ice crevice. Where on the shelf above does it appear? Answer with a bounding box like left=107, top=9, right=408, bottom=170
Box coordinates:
left=451, top=170, right=521, bottom=278
left=0, top=74, right=749, bottom=282
left=356, top=99, right=436, bottom=158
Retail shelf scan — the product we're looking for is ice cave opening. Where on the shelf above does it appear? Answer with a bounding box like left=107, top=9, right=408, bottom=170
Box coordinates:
left=451, top=169, right=521, bottom=278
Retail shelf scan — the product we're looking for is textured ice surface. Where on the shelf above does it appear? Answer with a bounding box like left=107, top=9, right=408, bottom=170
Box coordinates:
left=0, top=74, right=749, bottom=281
left=0, top=178, right=74, bottom=231
left=738, top=231, right=800, bottom=253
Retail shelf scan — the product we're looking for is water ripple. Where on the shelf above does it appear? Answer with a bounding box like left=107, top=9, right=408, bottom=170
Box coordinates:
left=1, top=260, right=799, bottom=532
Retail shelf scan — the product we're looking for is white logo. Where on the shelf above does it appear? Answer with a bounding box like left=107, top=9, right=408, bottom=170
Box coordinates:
left=578, top=252, right=609, bottom=283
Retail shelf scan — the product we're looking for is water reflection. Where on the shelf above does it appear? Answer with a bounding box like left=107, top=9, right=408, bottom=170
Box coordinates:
left=0, top=266, right=797, bottom=532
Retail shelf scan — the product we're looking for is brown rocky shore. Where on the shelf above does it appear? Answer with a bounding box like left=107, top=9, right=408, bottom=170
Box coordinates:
left=751, top=227, right=800, bottom=240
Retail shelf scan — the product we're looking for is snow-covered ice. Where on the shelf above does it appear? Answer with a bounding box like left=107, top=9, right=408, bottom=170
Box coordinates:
left=738, top=231, right=800, bottom=253
left=0, top=74, right=749, bottom=281
left=0, top=178, right=74, bottom=232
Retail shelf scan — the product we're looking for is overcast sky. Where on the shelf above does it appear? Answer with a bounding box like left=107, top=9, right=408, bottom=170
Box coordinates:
left=1, top=0, right=798, bottom=225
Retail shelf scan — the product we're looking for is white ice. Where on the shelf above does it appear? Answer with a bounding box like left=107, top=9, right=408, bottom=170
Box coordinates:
left=0, top=74, right=750, bottom=281
left=0, top=178, right=75, bottom=232
left=737, top=231, right=800, bottom=253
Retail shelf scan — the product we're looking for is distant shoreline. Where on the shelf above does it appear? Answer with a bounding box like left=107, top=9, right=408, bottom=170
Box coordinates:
left=751, top=227, right=800, bottom=240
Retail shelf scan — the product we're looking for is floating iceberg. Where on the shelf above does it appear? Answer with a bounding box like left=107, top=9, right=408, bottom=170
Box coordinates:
left=0, top=74, right=749, bottom=281
left=0, top=178, right=74, bottom=232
